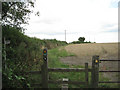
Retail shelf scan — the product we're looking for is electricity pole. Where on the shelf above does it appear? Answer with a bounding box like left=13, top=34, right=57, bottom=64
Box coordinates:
left=65, top=30, right=66, bottom=42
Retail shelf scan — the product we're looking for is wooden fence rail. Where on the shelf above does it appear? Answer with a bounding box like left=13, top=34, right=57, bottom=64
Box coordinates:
left=48, top=68, right=92, bottom=72
left=99, top=81, right=120, bottom=83
left=100, top=60, right=120, bottom=61
left=99, top=70, right=120, bottom=72
left=48, top=80, right=86, bottom=85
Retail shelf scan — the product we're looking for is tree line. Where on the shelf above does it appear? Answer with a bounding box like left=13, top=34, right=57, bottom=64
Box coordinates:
left=71, top=37, right=93, bottom=44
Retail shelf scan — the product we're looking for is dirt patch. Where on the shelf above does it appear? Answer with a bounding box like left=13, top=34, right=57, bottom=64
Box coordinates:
left=60, top=56, right=92, bottom=66
left=59, top=43, right=119, bottom=81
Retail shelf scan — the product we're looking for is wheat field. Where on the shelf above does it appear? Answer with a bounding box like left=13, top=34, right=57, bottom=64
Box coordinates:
left=60, top=43, right=119, bottom=81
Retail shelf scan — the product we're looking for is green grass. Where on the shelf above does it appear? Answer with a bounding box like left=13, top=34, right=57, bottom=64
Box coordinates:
left=48, top=47, right=75, bottom=68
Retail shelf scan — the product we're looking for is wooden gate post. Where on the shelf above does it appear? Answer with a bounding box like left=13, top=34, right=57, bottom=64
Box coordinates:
left=85, top=63, right=89, bottom=87
left=91, top=55, right=99, bottom=88
left=41, top=49, right=48, bottom=88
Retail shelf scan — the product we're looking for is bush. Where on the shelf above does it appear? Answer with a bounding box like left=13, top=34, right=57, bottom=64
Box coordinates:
left=71, top=41, right=91, bottom=44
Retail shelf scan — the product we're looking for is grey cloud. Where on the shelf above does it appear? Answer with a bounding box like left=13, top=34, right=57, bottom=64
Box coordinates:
left=94, top=23, right=117, bottom=34
left=26, top=31, right=79, bottom=36
left=101, top=23, right=117, bottom=32
left=100, top=27, right=118, bottom=33
left=104, top=29, right=118, bottom=33
left=103, top=24, right=117, bottom=28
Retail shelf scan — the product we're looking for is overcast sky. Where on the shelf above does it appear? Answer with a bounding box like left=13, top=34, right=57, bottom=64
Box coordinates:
left=24, top=0, right=119, bottom=43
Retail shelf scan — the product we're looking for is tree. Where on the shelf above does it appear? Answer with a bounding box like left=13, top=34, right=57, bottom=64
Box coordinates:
left=78, top=37, right=85, bottom=42
left=2, top=1, right=40, bottom=88
left=2, top=1, right=39, bottom=31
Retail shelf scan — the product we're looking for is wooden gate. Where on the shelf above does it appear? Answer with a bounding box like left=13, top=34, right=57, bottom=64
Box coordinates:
left=35, top=54, right=101, bottom=88
left=40, top=55, right=120, bottom=88
left=41, top=48, right=92, bottom=88
left=41, top=57, right=91, bottom=88
left=98, top=57, right=120, bottom=85
left=91, top=55, right=120, bottom=88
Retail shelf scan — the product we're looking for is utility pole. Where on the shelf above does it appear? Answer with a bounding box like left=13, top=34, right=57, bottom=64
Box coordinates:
left=65, top=30, right=66, bottom=42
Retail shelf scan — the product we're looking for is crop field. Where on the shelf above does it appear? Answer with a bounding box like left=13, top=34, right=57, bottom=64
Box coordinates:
left=60, top=43, right=119, bottom=82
